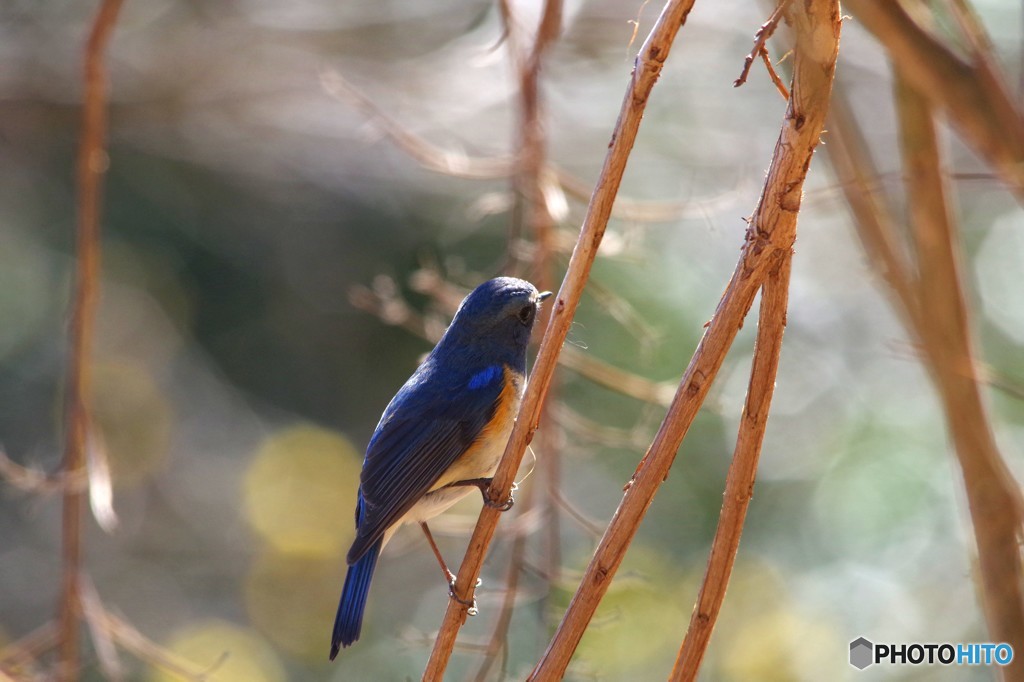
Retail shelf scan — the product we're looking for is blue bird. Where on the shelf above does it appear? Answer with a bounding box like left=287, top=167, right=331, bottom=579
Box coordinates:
left=330, top=277, right=551, bottom=659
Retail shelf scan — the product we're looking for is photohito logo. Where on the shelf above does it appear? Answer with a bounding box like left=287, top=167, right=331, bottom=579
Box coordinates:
left=849, top=637, right=1013, bottom=670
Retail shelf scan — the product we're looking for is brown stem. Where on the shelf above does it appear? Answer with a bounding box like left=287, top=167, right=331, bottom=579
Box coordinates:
left=845, top=0, right=1024, bottom=202
left=528, top=1, right=839, bottom=677
left=58, top=0, right=125, bottom=679
left=824, top=89, right=923, bottom=332
left=828, top=71, right=1024, bottom=680
left=420, top=0, right=699, bottom=677
left=895, top=77, right=1024, bottom=680
left=670, top=255, right=791, bottom=681
left=467, top=481, right=537, bottom=682
left=734, top=0, right=793, bottom=88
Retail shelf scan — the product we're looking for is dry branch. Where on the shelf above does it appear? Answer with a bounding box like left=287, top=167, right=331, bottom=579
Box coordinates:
left=827, top=76, right=1024, bottom=679
left=527, top=0, right=840, bottom=678
left=58, top=0, right=125, bottom=678
left=734, top=0, right=793, bottom=89
left=0, top=623, right=57, bottom=677
left=895, top=78, right=1024, bottom=679
left=420, top=0, right=699, bottom=677
left=824, top=90, right=923, bottom=332
left=323, top=70, right=724, bottom=225
left=506, top=0, right=564, bottom=604
left=670, top=255, right=791, bottom=680
left=845, top=0, right=1024, bottom=201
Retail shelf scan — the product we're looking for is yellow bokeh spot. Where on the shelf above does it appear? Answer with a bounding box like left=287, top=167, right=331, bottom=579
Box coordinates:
left=148, top=620, right=285, bottom=682
left=245, top=548, right=343, bottom=660
left=243, top=424, right=361, bottom=556
left=718, top=608, right=839, bottom=680
left=91, top=360, right=172, bottom=487
left=709, top=558, right=841, bottom=680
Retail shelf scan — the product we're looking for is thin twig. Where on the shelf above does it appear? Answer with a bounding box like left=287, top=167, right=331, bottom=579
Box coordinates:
left=79, top=578, right=123, bottom=682
left=550, top=403, right=653, bottom=452
left=548, top=484, right=605, bottom=538
left=104, top=612, right=225, bottom=681
left=734, top=0, right=794, bottom=88
left=556, top=168, right=747, bottom=223
left=759, top=48, right=790, bottom=100
left=0, top=450, right=86, bottom=495
left=322, top=68, right=734, bottom=225
left=527, top=1, right=839, bottom=677
left=670, top=254, right=792, bottom=680
left=0, top=622, right=58, bottom=672
left=559, top=347, right=675, bottom=405
left=58, top=0, right=125, bottom=679
left=421, top=1, right=700, bottom=678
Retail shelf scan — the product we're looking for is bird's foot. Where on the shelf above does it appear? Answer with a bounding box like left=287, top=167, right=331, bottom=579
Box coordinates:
left=448, top=478, right=517, bottom=511
left=447, top=577, right=482, bottom=616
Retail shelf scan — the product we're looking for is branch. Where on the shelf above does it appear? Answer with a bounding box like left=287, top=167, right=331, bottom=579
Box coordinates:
left=845, top=0, right=1024, bottom=202
left=824, top=88, right=923, bottom=332
left=734, top=0, right=793, bottom=89
left=759, top=49, right=790, bottom=100
left=320, top=70, right=515, bottom=180
left=466, top=482, right=536, bottom=682
left=528, top=0, right=839, bottom=677
left=827, top=70, right=1024, bottom=677
left=670, top=254, right=791, bottom=680
left=0, top=622, right=57, bottom=677
left=58, top=0, right=125, bottom=678
left=420, top=0, right=699, bottom=677
left=0, top=449, right=86, bottom=495
left=323, top=68, right=736, bottom=225
left=512, top=0, right=566, bottom=620
left=895, top=76, right=1024, bottom=678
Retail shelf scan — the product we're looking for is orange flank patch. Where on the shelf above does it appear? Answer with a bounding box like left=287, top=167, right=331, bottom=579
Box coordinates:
left=433, top=366, right=524, bottom=489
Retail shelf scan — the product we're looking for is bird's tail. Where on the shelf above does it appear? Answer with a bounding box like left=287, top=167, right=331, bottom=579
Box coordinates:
left=330, top=537, right=382, bottom=659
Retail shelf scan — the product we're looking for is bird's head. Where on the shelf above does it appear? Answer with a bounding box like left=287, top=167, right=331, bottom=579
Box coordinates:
left=445, top=277, right=552, bottom=352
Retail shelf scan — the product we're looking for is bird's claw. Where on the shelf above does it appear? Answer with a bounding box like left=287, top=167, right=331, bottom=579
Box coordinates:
left=447, top=577, right=482, bottom=616
left=448, top=478, right=518, bottom=512
left=483, top=481, right=517, bottom=511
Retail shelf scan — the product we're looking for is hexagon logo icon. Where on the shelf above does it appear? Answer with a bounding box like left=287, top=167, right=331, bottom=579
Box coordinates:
left=850, top=637, right=874, bottom=669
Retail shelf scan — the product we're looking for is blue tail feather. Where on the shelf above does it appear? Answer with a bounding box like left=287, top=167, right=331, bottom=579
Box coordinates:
left=330, top=538, right=382, bottom=659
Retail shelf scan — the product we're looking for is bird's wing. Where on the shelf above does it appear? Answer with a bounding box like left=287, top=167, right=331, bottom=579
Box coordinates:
left=346, top=371, right=503, bottom=564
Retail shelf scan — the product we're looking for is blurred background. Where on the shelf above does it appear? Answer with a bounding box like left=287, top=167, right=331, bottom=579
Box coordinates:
left=1, top=0, right=1022, bottom=680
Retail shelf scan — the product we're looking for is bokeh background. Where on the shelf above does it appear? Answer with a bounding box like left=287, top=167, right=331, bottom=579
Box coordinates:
left=1, top=0, right=1023, bottom=680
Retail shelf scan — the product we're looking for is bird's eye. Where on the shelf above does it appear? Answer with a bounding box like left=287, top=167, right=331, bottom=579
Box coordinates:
left=517, top=304, right=535, bottom=325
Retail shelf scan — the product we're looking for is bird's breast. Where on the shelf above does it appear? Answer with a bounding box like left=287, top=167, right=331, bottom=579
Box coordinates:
left=434, top=365, right=524, bottom=490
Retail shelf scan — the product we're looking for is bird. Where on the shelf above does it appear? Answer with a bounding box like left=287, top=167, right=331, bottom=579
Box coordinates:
left=330, top=276, right=552, bottom=660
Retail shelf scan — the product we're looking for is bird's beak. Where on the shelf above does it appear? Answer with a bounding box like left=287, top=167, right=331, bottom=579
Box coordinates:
left=538, top=291, right=554, bottom=302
